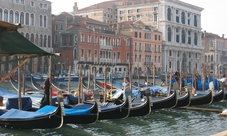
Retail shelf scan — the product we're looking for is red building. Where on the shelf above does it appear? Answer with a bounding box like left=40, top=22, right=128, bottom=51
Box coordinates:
left=52, top=12, right=131, bottom=76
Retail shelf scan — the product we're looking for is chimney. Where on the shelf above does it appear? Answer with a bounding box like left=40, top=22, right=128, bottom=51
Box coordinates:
left=73, top=2, right=78, bottom=13
left=222, top=34, right=225, bottom=38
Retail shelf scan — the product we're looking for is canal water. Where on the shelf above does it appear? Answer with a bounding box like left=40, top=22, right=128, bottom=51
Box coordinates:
left=0, top=79, right=227, bottom=136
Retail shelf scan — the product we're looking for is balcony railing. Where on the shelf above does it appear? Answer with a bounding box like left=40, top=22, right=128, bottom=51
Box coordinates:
left=100, top=45, right=113, bottom=50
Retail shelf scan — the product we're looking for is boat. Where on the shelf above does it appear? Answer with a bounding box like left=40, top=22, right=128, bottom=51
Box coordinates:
left=98, top=96, right=130, bottom=120
left=129, top=89, right=151, bottom=117
left=190, top=90, right=213, bottom=106
left=175, top=91, right=191, bottom=107
left=113, top=80, right=177, bottom=110
left=9, top=76, right=43, bottom=94
left=63, top=101, right=99, bottom=124
left=151, top=90, right=177, bottom=109
left=0, top=91, right=64, bottom=129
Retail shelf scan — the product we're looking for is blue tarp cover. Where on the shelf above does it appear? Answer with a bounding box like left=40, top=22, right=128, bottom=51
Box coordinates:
left=0, top=105, right=56, bottom=119
left=64, top=103, right=91, bottom=116
left=6, top=97, right=32, bottom=111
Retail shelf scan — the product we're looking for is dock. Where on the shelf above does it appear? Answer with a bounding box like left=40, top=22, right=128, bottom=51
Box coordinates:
left=177, top=106, right=223, bottom=113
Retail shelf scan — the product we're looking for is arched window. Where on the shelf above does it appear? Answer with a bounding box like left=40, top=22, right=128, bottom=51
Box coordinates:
left=205, top=55, right=207, bottom=62
left=4, top=9, right=8, bottom=22
left=15, top=11, right=19, bottom=23
left=30, top=13, right=34, bottom=26
left=40, top=34, right=43, bottom=47
left=0, top=9, right=2, bottom=21
left=39, top=15, right=42, bottom=27
left=167, top=8, right=171, bottom=21
left=31, top=34, right=34, bottom=43
left=20, top=12, right=24, bottom=24
left=168, top=27, right=171, bottom=41
left=9, top=10, right=14, bottom=23
left=44, top=35, right=47, bottom=47
left=194, top=32, right=197, bottom=45
left=48, top=35, right=51, bottom=47
left=25, top=13, right=29, bottom=25
left=26, top=33, right=29, bottom=40
left=181, top=30, right=185, bottom=43
left=181, top=12, right=185, bottom=24
left=44, top=16, right=47, bottom=27
left=35, top=34, right=38, bottom=45
left=73, top=49, right=77, bottom=59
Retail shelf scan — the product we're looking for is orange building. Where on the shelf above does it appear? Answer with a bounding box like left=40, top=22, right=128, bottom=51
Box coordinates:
left=110, top=20, right=163, bottom=76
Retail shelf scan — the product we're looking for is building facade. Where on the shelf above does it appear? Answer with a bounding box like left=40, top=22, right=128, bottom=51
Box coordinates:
left=0, top=0, right=53, bottom=75
left=202, top=31, right=227, bottom=77
left=52, top=12, right=131, bottom=76
left=110, top=20, right=163, bottom=76
left=73, top=0, right=204, bottom=74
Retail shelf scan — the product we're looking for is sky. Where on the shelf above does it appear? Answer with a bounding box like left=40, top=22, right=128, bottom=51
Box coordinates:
left=49, top=0, right=227, bottom=38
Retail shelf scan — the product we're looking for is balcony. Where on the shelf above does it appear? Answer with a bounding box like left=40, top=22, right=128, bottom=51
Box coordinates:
left=100, top=45, right=113, bottom=50
left=144, top=62, right=153, bottom=66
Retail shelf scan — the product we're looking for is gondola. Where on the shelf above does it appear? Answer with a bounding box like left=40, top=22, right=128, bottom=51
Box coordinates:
left=129, top=91, right=151, bottom=117
left=113, top=80, right=177, bottom=110
left=0, top=91, right=64, bottom=129
left=95, top=79, right=119, bottom=90
left=151, top=90, right=177, bottom=109
left=30, top=74, right=43, bottom=90
left=106, top=81, right=151, bottom=117
left=175, top=91, right=191, bottom=108
left=213, top=89, right=225, bottom=102
left=98, top=96, right=130, bottom=120
left=63, top=101, right=99, bottom=124
left=9, top=76, right=43, bottom=94
left=190, top=90, right=213, bottom=106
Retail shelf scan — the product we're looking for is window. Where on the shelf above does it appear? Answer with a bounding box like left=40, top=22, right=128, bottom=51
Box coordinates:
left=134, top=32, right=138, bottom=38
left=128, top=16, right=132, bottom=21
left=40, top=3, right=43, bottom=8
left=154, top=7, right=158, bottom=11
left=15, top=11, right=19, bottom=23
left=21, top=0, right=24, bottom=4
left=43, top=16, right=47, bottom=27
left=188, top=31, right=191, bottom=44
left=194, top=32, right=197, bottom=45
left=9, top=10, right=14, bottom=23
left=136, top=15, right=141, bottom=20
left=181, top=12, right=185, bottom=24
left=194, top=15, right=197, bottom=27
left=4, top=9, right=8, bottom=22
left=39, top=15, right=42, bottom=27
left=167, top=8, right=171, bottom=21
left=74, top=34, right=78, bottom=45
left=154, top=14, right=157, bottom=21
left=30, top=14, right=34, bottom=26
left=168, top=27, right=171, bottom=41
left=81, top=34, right=84, bottom=43
left=25, top=13, right=29, bottom=25
left=120, top=11, right=123, bottom=14
left=137, top=9, right=141, bottom=13
left=181, top=30, right=185, bottom=43
left=119, top=17, right=123, bottom=21
left=128, top=10, right=132, bottom=13
left=31, top=1, right=35, bottom=7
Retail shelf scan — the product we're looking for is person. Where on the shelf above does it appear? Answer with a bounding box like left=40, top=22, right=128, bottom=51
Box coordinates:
left=174, top=69, right=180, bottom=82
left=139, top=86, right=146, bottom=99
left=40, top=75, right=55, bottom=108
left=0, top=96, right=3, bottom=106
left=218, top=75, right=227, bottom=89
left=122, top=77, right=129, bottom=92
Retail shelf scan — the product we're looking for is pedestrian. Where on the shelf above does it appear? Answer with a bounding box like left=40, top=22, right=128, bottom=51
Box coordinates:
left=40, top=75, right=55, bottom=108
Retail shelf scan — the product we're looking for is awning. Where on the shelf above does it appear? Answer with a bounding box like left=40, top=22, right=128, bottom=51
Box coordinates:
left=1, top=31, right=53, bottom=57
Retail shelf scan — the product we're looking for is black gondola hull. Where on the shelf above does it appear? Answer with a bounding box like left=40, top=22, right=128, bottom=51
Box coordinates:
left=0, top=92, right=64, bottom=129
left=151, top=90, right=177, bottom=110
left=98, top=98, right=130, bottom=120
left=129, top=96, right=151, bottom=117
left=63, top=102, right=99, bottom=124
left=190, top=91, right=213, bottom=106
left=175, top=91, right=191, bottom=108
left=213, top=90, right=225, bottom=102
